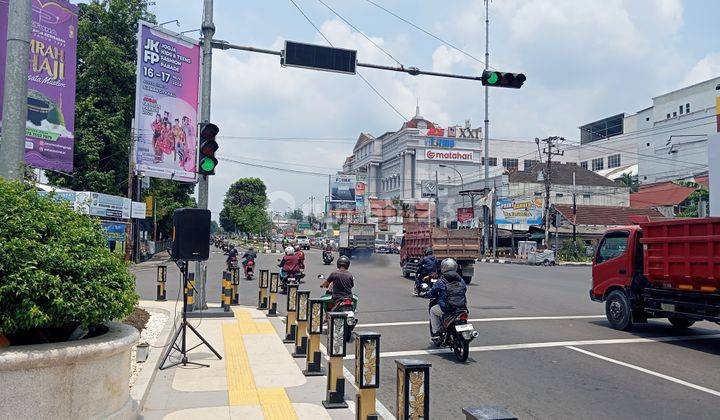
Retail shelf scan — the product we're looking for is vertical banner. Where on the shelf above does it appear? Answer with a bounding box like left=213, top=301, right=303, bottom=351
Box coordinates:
left=0, top=0, right=78, bottom=172
left=133, top=21, right=200, bottom=183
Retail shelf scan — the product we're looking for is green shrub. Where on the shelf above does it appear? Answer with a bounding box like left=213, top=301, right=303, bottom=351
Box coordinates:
left=0, top=179, right=137, bottom=336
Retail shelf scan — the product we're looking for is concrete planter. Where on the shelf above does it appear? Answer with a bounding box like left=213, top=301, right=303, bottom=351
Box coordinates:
left=0, top=322, right=139, bottom=419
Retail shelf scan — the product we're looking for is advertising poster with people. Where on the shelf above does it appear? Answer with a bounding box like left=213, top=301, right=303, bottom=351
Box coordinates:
left=133, top=21, right=200, bottom=183
left=495, top=196, right=544, bottom=225
left=0, top=0, right=78, bottom=172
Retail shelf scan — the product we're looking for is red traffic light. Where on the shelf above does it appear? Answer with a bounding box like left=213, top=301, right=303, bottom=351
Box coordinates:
left=200, top=123, right=219, bottom=140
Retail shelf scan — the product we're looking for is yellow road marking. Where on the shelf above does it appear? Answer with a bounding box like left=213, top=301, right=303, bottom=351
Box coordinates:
left=259, top=388, right=297, bottom=420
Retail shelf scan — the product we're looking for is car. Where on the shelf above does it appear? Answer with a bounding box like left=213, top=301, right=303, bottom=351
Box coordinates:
left=374, top=239, right=391, bottom=254
left=296, top=235, right=311, bottom=250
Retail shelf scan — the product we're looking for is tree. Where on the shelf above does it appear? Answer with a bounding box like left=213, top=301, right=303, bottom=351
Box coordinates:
left=47, top=0, right=155, bottom=196
left=210, top=220, right=219, bottom=234
left=618, top=173, right=639, bottom=193
left=221, top=178, right=271, bottom=234
left=147, top=178, right=195, bottom=239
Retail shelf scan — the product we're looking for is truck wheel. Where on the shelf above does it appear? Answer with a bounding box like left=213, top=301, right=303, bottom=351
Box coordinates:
left=605, top=290, right=633, bottom=331
left=668, top=317, right=695, bottom=330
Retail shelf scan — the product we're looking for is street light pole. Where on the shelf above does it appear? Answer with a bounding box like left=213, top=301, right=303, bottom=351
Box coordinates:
left=439, top=164, right=465, bottom=208
left=0, top=0, right=32, bottom=180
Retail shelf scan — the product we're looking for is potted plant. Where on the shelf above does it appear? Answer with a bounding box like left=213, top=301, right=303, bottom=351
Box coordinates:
left=0, top=179, right=139, bottom=419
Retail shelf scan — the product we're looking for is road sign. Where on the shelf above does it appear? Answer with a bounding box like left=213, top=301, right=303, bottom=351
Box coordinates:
left=421, top=180, right=437, bottom=198
left=281, top=40, right=356, bottom=75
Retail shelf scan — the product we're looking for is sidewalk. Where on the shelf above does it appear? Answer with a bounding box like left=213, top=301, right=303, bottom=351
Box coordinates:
left=139, top=303, right=354, bottom=420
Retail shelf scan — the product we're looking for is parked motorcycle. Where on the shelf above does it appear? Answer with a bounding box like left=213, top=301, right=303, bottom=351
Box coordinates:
left=318, top=275, right=358, bottom=342
left=322, top=250, right=334, bottom=265
left=244, top=258, right=255, bottom=280
left=428, top=298, right=478, bottom=362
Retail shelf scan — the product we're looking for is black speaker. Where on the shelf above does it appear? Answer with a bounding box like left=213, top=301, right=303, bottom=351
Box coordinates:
left=172, top=208, right=211, bottom=261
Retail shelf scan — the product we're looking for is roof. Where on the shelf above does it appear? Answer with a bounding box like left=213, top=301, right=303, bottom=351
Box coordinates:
left=554, top=204, right=664, bottom=226
left=630, top=181, right=695, bottom=209
left=353, top=133, right=374, bottom=150
left=509, top=162, right=621, bottom=187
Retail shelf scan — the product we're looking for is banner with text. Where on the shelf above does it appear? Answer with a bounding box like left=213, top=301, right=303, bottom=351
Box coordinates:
left=0, top=0, right=78, bottom=172
left=330, top=174, right=357, bottom=203
left=495, top=196, right=544, bottom=225
left=417, top=148, right=477, bottom=163
left=133, top=21, right=200, bottom=182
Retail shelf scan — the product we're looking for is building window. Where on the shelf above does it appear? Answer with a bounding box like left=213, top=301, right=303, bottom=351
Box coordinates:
left=583, top=193, right=592, bottom=199
left=592, top=157, right=604, bottom=171
left=679, top=105, right=683, bottom=115
left=686, top=103, right=690, bottom=113
left=524, top=159, right=539, bottom=170
left=481, top=157, right=498, bottom=166
left=556, top=193, right=564, bottom=198
left=502, top=158, right=519, bottom=171
left=646, top=117, right=650, bottom=121
left=673, top=111, right=677, bottom=117
left=566, top=162, right=577, bottom=166
left=608, top=154, right=621, bottom=169
left=580, top=161, right=588, bottom=170
left=666, top=113, right=670, bottom=119
left=534, top=191, right=542, bottom=197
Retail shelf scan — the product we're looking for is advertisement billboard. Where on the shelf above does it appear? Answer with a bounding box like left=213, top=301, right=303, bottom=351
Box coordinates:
left=457, top=207, right=474, bottom=222
left=75, top=192, right=132, bottom=219
left=330, top=174, right=356, bottom=203
left=417, top=148, right=477, bottom=163
left=133, top=21, right=200, bottom=183
left=0, top=0, right=78, bottom=172
left=495, top=196, right=544, bottom=225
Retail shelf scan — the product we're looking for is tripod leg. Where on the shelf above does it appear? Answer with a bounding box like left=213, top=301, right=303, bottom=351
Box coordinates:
left=159, top=322, right=185, bottom=370
left=186, top=322, right=223, bottom=360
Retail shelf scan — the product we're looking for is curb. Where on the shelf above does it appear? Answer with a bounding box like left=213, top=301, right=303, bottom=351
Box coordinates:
left=478, top=258, right=592, bottom=267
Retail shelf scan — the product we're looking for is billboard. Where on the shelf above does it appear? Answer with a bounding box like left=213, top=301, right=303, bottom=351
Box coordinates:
left=457, top=207, right=474, bottom=222
left=0, top=0, right=78, bottom=172
left=75, top=192, right=132, bottom=219
left=330, top=174, right=356, bottom=203
left=133, top=21, right=200, bottom=183
left=417, top=148, right=477, bottom=163
left=495, top=196, right=544, bottom=225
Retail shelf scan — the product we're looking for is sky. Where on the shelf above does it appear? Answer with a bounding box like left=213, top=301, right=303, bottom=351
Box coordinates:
left=146, top=0, right=720, bottom=219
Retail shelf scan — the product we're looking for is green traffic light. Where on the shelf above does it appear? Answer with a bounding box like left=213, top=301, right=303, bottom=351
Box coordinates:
left=487, top=72, right=499, bottom=84
left=200, top=157, right=216, bottom=172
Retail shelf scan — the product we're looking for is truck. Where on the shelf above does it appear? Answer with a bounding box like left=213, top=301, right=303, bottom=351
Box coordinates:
left=590, top=217, right=720, bottom=330
left=400, top=224, right=480, bottom=284
left=339, top=223, right=375, bottom=258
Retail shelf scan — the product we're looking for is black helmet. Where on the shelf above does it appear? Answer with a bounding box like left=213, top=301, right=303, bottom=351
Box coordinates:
left=337, top=255, right=351, bottom=269
left=424, top=247, right=434, bottom=256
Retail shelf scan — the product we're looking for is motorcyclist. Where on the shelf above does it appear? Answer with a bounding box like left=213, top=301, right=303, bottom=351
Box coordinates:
left=294, top=244, right=305, bottom=270
left=279, top=246, right=302, bottom=285
left=226, top=245, right=239, bottom=269
left=415, top=247, right=439, bottom=295
left=320, top=255, right=355, bottom=306
left=426, top=258, right=468, bottom=340
left=242, top=247, right=257, bottom=267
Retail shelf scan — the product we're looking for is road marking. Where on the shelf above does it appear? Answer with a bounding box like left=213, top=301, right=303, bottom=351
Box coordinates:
left=566, top=346, right=720, bottom=398
left=341, top=333, right=720, bottom=360
left=356, top=315, right=605, bottom=328
left=318, top=342, right=396, bottom=420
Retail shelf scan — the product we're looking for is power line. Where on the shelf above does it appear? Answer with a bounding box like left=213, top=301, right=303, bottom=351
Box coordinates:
left=218, top=156, right=334, bottom=176
left=316, top=0, right=404, bottom=67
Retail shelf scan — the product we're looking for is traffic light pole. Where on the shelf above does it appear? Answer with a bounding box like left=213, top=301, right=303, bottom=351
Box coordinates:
left=196, top=0, right=215, bottom=310
left=482, top=0, right=490, bottom=254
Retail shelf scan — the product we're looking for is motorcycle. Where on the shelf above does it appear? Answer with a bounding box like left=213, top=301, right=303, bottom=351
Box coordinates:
left=428, top=298, right=478, bottom=362
left=322, top=250, right=334, bottom=265
left=243, top=258, right=255, bottom=280
left=279, top=270, right=305, bottom=293
left=318, top=275, right=358, bottom=342
left=415, top=273, right=438, bottom=297
left=227, top=255, right=239, bottom=271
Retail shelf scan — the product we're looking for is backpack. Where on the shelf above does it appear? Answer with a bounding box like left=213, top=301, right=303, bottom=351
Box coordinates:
left=444, top=280, right=467, bottom=312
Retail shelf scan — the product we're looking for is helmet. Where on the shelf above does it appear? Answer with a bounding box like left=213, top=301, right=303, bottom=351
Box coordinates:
left=249, top=247, right=254, bottom=252
left=284, top=246, right=294, bottom=255
left=424, top=247, right=434, bottom=256
left=440, top=258, right=458, bottom=274
left=337, top=255, right=351, bottom=269
left=294, top=245, right=301, bottom=252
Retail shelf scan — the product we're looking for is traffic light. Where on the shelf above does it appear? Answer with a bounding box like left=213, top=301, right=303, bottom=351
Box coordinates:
left=481, top=70, right=526, bottom=89
left=198, top=123, right=219, bottom=175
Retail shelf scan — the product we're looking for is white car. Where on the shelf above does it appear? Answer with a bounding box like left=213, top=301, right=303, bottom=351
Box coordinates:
left=296, top=235, right=311, bottom=250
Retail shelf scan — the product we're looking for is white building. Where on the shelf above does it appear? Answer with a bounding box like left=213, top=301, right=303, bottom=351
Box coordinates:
left=575, top=76, right=719, bottom=184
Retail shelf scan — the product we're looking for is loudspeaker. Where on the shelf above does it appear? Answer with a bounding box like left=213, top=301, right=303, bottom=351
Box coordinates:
left=172, top=208, right=211, bottom=261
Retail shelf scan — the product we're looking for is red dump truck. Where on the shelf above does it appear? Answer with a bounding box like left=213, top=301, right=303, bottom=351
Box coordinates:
left=400, top=224, right=480, bottom=284
left=590, top=218, right=720, bottom=330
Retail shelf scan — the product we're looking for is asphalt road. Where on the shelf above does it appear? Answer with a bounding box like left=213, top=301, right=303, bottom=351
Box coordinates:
left=135, top=247, right=720, bottom=420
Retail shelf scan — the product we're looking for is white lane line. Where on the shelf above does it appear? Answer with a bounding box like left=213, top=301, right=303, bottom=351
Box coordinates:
left=318, top=342, right=396, bottom=420
left=341, top=333, right=720, bottom=360
left=566, top=346, right=720, bottom=398
left=356, top=315, right=605, bottom=328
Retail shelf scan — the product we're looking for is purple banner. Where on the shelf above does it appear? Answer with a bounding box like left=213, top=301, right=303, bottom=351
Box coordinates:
left=0, top=0, right=78, bottom=172
left=133, top=22, right=200, bottom=183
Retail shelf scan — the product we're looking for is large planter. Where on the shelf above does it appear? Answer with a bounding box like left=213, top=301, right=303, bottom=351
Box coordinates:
left=0, top=322, right=139, bottom=419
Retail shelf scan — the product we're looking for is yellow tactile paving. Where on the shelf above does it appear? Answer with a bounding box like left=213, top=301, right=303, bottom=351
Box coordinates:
left=222, top=308, right=298, bottom=419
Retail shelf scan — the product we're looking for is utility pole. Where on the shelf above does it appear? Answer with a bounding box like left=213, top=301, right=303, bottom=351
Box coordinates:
left=572, top=171, right=577, bottom=248
left=0, top=0, right=32, bottom=180
left=540, top=136, right=565, bottom=247
left=482, top=0, right=490, bottom=253
left=196, top=0, right=215, bottom=310
left=435, top=170, right=440, bottom=227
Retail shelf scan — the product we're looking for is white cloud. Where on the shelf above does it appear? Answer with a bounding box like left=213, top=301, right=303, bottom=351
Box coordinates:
left=683, top=52, right=720, bottom=86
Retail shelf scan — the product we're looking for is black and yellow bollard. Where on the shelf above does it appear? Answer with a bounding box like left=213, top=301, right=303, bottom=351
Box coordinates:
left=257, top=269, right=269, bottom=310
left=303, top=298, right=325, bottom=376
left=222, top=271, right=232, bottom=312
left=355, top=331, right=381, bottom=420
left=186, top=272, right=195, bottom=312
left=395, top=359, right=431, bottom=420
left=156, top=264, right=167, bottom=301
left=267, top=272, right=279, bottom=316
left=283, top=283, right=299, bottom=343
left=231, top=268, right=240, bottom=305
left=323, top=312, right=349, bottom=409
left=231, top=266, right=240, bottom=284
left=292, top=290, right=310, bottom=358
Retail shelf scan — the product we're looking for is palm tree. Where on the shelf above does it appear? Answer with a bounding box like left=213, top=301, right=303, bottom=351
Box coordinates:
left=618, top=173, right=639, bottom=193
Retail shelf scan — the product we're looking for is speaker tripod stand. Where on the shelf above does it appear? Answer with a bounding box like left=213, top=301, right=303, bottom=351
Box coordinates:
left=159, top=260, right=222, bottom=370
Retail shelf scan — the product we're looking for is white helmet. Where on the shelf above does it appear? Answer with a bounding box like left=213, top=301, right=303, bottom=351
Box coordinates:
left=285, top=246, right=294, bottom=255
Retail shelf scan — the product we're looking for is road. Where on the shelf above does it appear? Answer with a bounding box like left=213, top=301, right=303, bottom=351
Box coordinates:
left=135, top=247, right=720, bottom=420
